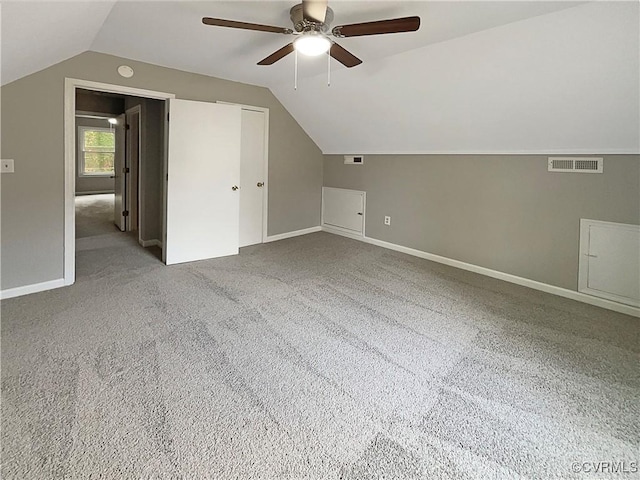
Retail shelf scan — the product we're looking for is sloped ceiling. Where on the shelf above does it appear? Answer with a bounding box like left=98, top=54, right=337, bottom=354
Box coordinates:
left=2, top=1, right=638, bottom=153
left=270, top=1, right=640, bottom=154
left=1, top=1, right=116, bottom=86
left=88, top=1, right=583, bottom=89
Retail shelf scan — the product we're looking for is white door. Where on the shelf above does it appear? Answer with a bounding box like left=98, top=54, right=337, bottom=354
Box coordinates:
left=165, top=99, right=241, bottom=265
left=239, top=109, right=266, bottom=247
left=113, top=113, right=126, bottom=231
left=125, top=109, right=140, bottom=232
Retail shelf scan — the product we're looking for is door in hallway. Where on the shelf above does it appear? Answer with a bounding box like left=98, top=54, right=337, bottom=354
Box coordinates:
left=239, top=109, right=266, bottom=247
left=113, top=113, right=126, bottom=231
left=125, top=107, right=140, bottom=232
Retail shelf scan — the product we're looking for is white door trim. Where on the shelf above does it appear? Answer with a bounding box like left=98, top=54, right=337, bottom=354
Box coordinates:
left=217, top=102, right=269, bottom=242
left=64, top=78, right=175, bottom=286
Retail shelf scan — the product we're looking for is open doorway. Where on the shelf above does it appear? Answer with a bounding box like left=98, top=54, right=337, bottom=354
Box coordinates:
left=73, top=88, right=166, bottom=268
left=64, top=79, right=175, bottom=286
left=64, top=79, right=270, bottom=286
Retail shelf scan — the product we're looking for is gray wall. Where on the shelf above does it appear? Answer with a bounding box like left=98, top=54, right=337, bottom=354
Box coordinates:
left=75, top=116, right=116, bottom=194
left=324, top=154, right=640, bottom=290
left=0, top=51, right=323, bottom=290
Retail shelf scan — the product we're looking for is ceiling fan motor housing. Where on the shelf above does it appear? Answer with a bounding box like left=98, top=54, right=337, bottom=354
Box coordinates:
left=290, top=4, right=334, bottom=33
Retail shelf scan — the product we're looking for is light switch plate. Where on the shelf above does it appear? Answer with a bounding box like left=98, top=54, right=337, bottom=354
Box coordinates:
left=1, top=159, right=14, bottom=173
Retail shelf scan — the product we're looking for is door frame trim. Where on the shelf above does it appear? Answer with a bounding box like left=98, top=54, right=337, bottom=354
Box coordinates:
left=64, top=78, right=175, bottom=286
left=217, top=102, right=270, bottom=243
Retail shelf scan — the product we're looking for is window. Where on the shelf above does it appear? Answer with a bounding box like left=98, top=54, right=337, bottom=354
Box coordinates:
left=78, top=127, right=115, bottom=176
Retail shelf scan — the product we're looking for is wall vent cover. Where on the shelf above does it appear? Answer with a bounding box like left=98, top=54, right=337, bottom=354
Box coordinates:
left=344, top=155, right=364, bottom=165
left=548, top=157, right=603, bottom=173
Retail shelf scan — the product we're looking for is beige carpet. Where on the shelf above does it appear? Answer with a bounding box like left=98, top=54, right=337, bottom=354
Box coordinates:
left=1, top=232, right=638, bottom=479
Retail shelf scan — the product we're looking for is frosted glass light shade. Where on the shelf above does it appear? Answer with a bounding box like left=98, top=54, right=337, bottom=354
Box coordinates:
left=294, top=34, right=331, bottom=56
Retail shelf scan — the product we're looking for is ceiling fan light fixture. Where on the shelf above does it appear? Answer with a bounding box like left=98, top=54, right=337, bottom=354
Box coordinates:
left=294, top=33, right=331, bottom=56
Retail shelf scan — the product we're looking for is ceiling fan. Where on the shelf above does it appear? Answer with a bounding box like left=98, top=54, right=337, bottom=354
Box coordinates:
left=202, top=0, right=421, bottom=68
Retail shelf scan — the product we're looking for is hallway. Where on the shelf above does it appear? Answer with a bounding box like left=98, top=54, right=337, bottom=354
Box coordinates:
left=75, top=194, right=117, bottom=238
left=75, top=193, right=161, bottom=270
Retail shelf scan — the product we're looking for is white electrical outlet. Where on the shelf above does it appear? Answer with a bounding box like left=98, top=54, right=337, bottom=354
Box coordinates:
left=1, top=159, right=14, bottom=173
left=384, top=216, right=391, bottom=226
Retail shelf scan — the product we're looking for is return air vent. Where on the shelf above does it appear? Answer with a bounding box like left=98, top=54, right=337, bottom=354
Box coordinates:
left=548, top=157, right=603, bottom=173
left=344, top=155, right=364, bottom=165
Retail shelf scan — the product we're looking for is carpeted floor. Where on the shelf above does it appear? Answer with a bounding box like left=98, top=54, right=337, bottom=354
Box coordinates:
left=75, top=194, right=119, bottom=238
left=1, top=231, right=638, bottom=479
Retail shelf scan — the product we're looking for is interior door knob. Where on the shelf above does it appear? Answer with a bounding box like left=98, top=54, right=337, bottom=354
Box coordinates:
left=232, top=185, right=239, bottom=191
left=257, top=182, right=264, bottom=187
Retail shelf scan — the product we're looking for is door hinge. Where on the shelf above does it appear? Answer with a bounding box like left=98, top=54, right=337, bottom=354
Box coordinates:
left=123, top=167, right=130, bottom=173
left=122, top=210, right=129, bottom=217
left=126, top=124, right=130, bottom=130
left=167, top=112, right=170, bottom=122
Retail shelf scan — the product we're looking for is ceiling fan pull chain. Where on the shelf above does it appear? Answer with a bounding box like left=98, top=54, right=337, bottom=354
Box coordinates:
left=327, top=49, right=331, bottom=87
left=294, top=49, right=298, bottom=90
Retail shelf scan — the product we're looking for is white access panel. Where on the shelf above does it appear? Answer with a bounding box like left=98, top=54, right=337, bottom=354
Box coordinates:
left=579, top=219, right=640, bottom=307
left=322, top=187, right=365, bottom=236
left=165, top=100, right=241, bottom=265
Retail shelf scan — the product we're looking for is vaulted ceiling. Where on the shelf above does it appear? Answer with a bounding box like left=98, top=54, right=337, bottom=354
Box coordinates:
left=2, top=1, right=639, bottom=153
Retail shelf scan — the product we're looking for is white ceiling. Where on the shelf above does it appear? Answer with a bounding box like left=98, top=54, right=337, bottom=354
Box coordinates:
left=1, top=1, right=116, bottom=86
left=1, top=1, right=586, bottom=88
left=2, top=1, right=638, bottom=153
left=90, top=1, right=588, bottom=87
left=271, top=1, right=640, bottom=153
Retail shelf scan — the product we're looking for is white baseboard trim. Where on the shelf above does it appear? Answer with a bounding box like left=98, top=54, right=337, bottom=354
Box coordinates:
left=139, top=239, right=163, bottom=248
left=323, top=228, right=640, bottom=318
left=264, top=226, right=322, bottom=243
left=321, top=224, right=364, bottom=240
left=1, top=278, right=66, bottom=300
